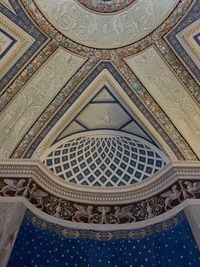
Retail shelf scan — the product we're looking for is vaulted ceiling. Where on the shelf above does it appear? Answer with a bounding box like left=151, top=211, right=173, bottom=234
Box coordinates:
left=1, top=0, right=199, bottom=161
left=0, top=0, right=200, bottom=227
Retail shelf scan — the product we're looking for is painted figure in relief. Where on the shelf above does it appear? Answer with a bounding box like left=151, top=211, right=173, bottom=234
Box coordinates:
left=28, top=183, right=48, bottom=209
left=38, top=0, right=174, bottom=47
left=184, top=181, right=200, bottom=198
left=114, top=205, right=136, bottom=223
left=91, top=111, right=113, bottom=125
left=161, top=185, right=181, bottom=211
left=0, top=179, right=26, bottom=196
left=0, top=48, right=78, bottom=158
left=72, top=204, right=94, bottom=223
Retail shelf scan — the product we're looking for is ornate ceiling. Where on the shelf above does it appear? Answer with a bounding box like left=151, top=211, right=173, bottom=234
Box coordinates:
left=0, top=0, right=200, bottom=228
left=77, top=0, right=136, bottom=13
left=34, top=0, right=179, bottom=48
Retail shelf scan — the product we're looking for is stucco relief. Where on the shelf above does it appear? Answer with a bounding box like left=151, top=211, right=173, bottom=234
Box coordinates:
left=0, top=48, right=86, bottom=158
left=34, top=0, right=178, bottom=48
left=126, top=47, right=200, bottom=159
left=0, top=174, right=200, bottom=225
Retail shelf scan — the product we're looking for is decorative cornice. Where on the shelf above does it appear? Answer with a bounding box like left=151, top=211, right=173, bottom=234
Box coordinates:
left=0, top=159, right=200, bottom=226
left=0, top=159, right=200, bottom=203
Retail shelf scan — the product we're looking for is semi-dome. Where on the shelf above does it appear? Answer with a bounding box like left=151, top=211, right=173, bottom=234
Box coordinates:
left=42, top=131, right=168, bottom=187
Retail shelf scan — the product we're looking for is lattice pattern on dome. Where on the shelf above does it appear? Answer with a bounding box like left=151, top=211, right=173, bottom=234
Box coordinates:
left=43, top=133, right=168, bottom=187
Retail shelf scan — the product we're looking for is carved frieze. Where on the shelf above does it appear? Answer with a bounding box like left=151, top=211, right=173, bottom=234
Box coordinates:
left=0, top=160, right=200, bottom=225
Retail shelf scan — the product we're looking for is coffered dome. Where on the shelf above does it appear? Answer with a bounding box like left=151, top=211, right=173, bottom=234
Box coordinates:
left=42, top=131, right=168, bottom=187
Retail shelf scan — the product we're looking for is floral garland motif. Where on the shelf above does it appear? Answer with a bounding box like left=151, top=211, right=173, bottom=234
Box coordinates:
left=77, top=0, right=135, bottom=13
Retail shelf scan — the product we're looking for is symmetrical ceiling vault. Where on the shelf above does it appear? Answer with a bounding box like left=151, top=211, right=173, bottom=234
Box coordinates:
left=0, top=0, right=200, bottom=227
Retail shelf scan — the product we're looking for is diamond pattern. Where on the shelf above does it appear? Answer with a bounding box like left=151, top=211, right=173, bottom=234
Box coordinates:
left=43, top=133, right=168, bottom=187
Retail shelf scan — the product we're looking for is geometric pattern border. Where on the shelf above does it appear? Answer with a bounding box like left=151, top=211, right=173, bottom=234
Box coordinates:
left=0, top=28, right=16, bottom=59
left=166, top=0, right=200, bottom=82
left=0, top=0, right=48, bottom=90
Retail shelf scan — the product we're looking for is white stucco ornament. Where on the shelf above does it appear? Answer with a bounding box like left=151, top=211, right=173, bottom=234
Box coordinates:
left=34, top=0, right=178, bottom=48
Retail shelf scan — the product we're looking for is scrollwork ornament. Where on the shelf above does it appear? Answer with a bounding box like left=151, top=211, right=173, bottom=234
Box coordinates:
left=91, top=214, right=102, bottom=224
left=45, top=197, right=73, bottom=219
left=60, top=209, right=72, bottom=220
left=1, top=174, right=200, bottom=225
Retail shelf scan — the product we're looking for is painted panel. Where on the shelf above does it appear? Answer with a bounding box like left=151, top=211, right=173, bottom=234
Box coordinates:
left=126, top=47, right=200, bottom=159
left=0, top=47, right=86, bottom=158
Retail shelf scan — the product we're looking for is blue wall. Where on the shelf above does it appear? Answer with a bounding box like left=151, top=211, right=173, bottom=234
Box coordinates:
left=8, top=211, right=200, bottom=267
